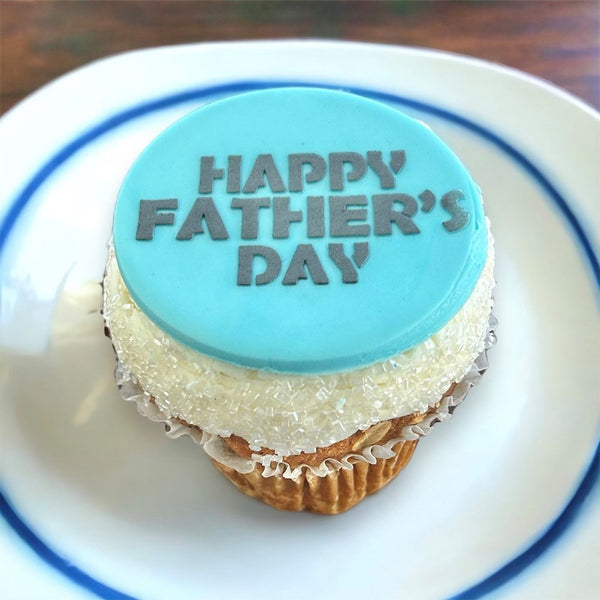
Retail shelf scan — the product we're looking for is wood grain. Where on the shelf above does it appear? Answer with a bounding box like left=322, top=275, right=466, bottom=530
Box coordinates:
left=1, top=0, right=598, bottom=114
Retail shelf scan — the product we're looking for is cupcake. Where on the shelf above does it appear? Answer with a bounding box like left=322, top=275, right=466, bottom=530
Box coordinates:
left=103, top=87, right=495, bottom=514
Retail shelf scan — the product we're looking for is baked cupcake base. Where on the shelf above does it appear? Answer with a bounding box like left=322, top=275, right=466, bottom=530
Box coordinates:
left=212, top=439, right=419, bottom=514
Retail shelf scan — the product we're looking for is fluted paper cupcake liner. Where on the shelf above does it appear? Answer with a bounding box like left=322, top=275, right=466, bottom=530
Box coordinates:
left=212, top=439, right=420, bottom=514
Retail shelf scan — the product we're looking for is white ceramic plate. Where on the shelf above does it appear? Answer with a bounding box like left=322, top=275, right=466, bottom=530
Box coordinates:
left=0, top=41, right=598, bottom=600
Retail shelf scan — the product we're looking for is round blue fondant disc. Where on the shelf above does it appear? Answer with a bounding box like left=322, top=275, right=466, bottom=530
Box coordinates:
left=113, top=88, right=488, bottom=373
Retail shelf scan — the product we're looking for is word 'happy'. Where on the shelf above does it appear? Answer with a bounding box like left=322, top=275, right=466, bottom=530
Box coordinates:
left=135, top=151, right=470, bottom=286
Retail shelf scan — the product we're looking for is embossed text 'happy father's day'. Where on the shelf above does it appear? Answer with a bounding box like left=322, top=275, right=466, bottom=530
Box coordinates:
left=135, top=151, right=469, bottom=285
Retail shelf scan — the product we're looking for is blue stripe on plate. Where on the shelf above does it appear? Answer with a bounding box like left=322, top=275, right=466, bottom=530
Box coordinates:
left=0, top=80, right=598, bottom=600
left=0, top=494, right=137, bottom=600
left=449, top=442, right=599, bottom=599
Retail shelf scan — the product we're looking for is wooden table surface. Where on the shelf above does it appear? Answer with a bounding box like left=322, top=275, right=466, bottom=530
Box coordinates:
left=1, top=0, right=599, bottom=115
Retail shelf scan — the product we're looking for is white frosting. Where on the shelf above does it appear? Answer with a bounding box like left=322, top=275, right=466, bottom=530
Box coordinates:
left=115, top=349, right=491, bottom=480
left=103, top=234, right=495, bottom=456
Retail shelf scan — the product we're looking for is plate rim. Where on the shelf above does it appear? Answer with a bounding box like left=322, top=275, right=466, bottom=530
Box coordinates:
left=2, top=39, right=599, bottom=123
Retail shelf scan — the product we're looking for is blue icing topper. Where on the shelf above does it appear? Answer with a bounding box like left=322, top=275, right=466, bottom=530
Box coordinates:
left=113, top=88, right=488, bottom=373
